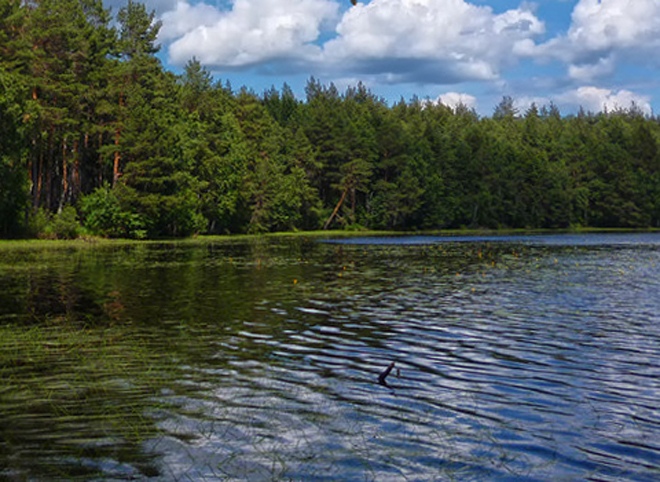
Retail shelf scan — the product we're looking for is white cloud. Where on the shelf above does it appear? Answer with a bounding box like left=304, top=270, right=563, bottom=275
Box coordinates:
left=568, top=56, right=615, bottom=82
left=513, top=95, right=552, bottom=114
left=538, top=0, right=660, bottom=79
left=436, top=92, right=477, bottom=110
left=167, top=0, right=338, bottom=67
left=100, top=1, right=658, bottom=117
left=159, top=1, right=223, bottom=42
left=568, top=0, right=660, bottom=54
left=322, top=0, right=544, bottom=83
left=148, top=0, right=544, bottom=84
left=558, top=86, right=652, bottom=114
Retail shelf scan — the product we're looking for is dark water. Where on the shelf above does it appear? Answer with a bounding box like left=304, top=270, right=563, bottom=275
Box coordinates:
left=1, top=233, right=659, bottom=481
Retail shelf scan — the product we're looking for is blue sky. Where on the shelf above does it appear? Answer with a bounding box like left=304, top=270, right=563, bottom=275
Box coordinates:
left=103, top=0, right=660, bottom=116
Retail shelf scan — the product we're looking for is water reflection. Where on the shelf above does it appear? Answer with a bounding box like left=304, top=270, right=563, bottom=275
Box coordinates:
left=0, top=234, right=659, bottom=480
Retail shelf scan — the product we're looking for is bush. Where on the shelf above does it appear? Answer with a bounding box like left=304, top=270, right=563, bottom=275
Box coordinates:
left=79, top=184, right=146, bottom=239
left=28, top=208, right=53, bottom=238
left=27, top=206, right=82, bottom=239
left=51, top=206, right=81, bottom=239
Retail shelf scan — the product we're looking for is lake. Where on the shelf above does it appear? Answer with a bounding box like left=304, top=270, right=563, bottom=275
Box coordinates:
left=1, top=233, right=659, bottom=481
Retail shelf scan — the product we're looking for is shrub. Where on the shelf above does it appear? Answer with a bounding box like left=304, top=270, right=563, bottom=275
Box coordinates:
left=27, top=207, right=82, bottom=239
left=51, top=206, right=81, bottom=239
left=28, top=208, right=53, bottom=239
left=80, top=184, right=146, bottom=239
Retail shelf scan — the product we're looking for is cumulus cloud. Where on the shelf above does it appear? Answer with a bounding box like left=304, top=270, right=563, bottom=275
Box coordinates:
left=568, top=0, right=660, bottom=54
left=159, top=1, right=223, bottom=42
left=538, top=0, right=660, bottom=80
left=558, top=86, right=652, bottom=114
left=101, top=1, right=657, bottom=116
left=567, top=57, right=615, bottom=82
left=322, top=0, right=544, bottom=83
left=167, top=0, right=338, bottom=68
left=512, top=95, right=553, bottom=114
left=140, top=0, right=545, bottom=83
left=436, top=92, right=477, bottom=110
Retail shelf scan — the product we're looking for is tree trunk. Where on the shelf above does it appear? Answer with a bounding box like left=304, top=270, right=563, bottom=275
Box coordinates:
left=113, top=93, right=124, bottom=187
left=98, top=132, right=104, bottom=185
left=34, top=150, right=43, bottom=209
left=72, top=139, right=80, bottom=201
left=323, top=188, right=348, bottom=229
left=351, top=187, right=356, bottom=222
left=113, top=128, right=121, bottom=186
left=58, top=139, right=68, bottom=213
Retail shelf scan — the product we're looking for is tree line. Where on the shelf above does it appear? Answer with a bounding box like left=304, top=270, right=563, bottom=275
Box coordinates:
left=2, top=0, right=659, bottom=239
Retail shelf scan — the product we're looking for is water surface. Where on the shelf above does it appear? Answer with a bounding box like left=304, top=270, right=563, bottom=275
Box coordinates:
left=1, top=233, right=659, bottom=480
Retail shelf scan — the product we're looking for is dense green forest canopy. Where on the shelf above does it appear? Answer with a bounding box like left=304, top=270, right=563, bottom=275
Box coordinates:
left=2, top=0, right=660, bottom=238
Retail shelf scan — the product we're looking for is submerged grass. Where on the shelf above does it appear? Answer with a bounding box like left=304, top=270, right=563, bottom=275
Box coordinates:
left=0, top=321, right=165, bottom=420
left=0, top=320, right=179, bottom=479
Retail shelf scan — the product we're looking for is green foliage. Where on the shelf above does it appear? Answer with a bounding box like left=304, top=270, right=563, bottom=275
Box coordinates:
left=0, top=70, right=28, bottom=236
left=27, top=208, right=52, bottom=239
left=1, top=1, right=660, bottom=240
left=27, top=206, right=81, bottom=239
left=51, top=206, right=82, bottom=239
left=369, top=168, right=424, bottom=229
left=117, top=0, right=161, bottom=59
left=79, top=184, right=146, bottom=239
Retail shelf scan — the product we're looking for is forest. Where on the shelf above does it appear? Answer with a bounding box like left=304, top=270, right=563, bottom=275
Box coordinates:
left=2, top=0, right=660, bottom=239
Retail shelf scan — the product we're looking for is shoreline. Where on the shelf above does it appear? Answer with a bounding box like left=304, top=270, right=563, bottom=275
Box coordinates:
left=1, top=227, right=659, bottom=250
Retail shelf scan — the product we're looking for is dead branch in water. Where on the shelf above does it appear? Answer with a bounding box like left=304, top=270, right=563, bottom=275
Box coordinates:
left=378, top=362, right=396, bottom=386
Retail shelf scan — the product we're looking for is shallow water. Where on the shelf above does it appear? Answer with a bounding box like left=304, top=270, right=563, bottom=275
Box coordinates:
left=1, top=233, right=659, bottom=480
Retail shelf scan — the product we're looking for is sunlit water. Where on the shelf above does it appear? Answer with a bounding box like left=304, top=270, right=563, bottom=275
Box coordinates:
left=1, top=233, right=659, bottom=481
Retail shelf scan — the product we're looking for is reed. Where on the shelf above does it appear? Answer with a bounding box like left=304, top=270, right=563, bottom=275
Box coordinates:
left=0, top=321, right=179, bottom=479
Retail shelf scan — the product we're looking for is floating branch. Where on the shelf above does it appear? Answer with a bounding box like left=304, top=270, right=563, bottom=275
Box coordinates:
left=378, top=361, right=396, bottom=386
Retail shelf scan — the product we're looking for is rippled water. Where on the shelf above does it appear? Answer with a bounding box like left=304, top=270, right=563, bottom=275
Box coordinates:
left=1, top=233, right=659, bottom=480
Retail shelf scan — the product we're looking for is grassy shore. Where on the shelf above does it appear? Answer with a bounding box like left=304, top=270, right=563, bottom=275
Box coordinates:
left=1, top=226, right=658, bottom=251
